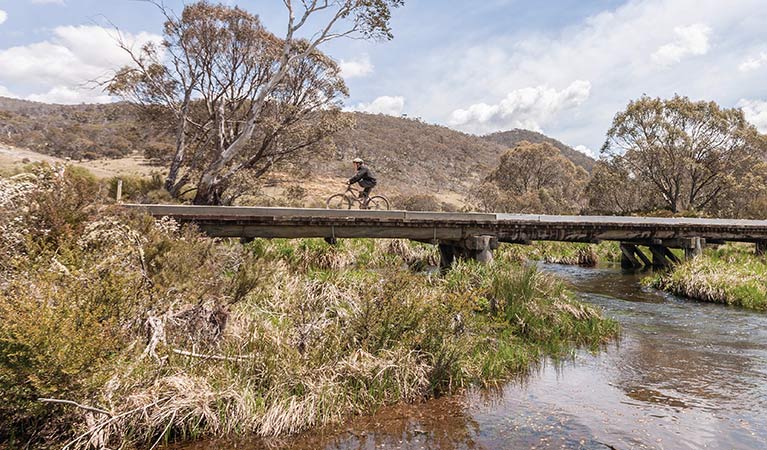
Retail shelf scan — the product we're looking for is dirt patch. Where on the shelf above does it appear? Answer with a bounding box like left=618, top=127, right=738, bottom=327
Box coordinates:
left=0, top=144, right=162, bottom=178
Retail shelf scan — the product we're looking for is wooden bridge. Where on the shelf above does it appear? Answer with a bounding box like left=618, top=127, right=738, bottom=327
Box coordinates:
left=128, top=204, right=767, bottom=269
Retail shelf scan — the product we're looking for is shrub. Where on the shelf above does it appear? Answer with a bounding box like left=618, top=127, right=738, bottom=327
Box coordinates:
left=392, top=194, right=442, bottom=211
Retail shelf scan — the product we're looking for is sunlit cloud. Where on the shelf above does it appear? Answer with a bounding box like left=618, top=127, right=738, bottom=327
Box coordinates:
left=346, top=95, right=405, bottom=116
left=738, top=98, right=767, bottom=133
left=651, top=24, right=711, bottom=66
left=449, top=81, right=591, bottom=133
left=339, top=55, right=374, bottom=79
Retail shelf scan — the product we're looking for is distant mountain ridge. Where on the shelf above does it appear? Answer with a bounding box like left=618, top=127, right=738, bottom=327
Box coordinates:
left=0, top=96, right=593, bottom=200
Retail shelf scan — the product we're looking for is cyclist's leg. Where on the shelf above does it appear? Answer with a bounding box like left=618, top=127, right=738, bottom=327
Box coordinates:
left=361, top=186, right=372, bottom=208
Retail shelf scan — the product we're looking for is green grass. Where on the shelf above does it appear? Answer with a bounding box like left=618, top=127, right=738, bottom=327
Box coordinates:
left=645, top=244, right=767, bottom=311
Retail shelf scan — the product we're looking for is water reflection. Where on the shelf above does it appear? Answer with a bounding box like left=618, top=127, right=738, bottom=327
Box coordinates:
left=175, top=263, right=767, bottom=450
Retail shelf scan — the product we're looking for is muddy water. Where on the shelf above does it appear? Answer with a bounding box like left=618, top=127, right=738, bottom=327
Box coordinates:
left=178, top=264, right=767, bottom=449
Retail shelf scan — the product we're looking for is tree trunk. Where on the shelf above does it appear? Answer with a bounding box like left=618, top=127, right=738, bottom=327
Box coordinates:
left=193, top=182, right=222, bottom=205
left=165, top=94, right=191, bottom=195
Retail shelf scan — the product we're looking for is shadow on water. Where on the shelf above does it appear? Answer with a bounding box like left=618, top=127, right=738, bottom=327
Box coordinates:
left=175, top=263, right=767, bottom=450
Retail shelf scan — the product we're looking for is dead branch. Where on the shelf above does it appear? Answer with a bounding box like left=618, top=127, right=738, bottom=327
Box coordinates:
left=37, top=398, right=113, bottom=417
left=63, top=397, right=172, bottom=450
left=172, top=348, right=255, bottom=362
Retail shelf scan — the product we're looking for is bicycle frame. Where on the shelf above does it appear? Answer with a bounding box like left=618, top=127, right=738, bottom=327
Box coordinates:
left=326, top=184, right=389, bottom=210
left=343, top=185, right=368, bottom=205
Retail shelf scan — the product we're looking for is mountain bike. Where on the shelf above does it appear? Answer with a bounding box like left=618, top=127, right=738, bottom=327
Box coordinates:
left=325, top=185, right=390, bottom=210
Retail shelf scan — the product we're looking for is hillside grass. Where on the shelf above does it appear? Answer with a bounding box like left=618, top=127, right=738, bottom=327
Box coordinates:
left=0, top=163, right=619, bottom=449
left=645, top=244, right=767, bottom=311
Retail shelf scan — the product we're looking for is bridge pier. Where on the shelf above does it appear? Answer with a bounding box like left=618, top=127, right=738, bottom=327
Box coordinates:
left=756, top=241, right=767, bottom=256
left=621, top=238, right=702, bottom=269
left=619, top=243, right=651, bottom=269
left=684, top=237, right=704, bottom=259
left=439, top=236, right=498, bottom=271
left=648, top=245, right=679, bottom=268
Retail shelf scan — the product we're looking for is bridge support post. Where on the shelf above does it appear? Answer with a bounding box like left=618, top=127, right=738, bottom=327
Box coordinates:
left=756, top=241, right=767, bottom=256
left=438, top=243, right=456, bottom=272
left=648, top=245, right=680, bottom=268
left=620, top=243, right=651, bottom=269
left=620, top=243, right=639, bottom=269
left=439, top=236, right=498, bottom=271
left=683, top=237, right=704, bottom=260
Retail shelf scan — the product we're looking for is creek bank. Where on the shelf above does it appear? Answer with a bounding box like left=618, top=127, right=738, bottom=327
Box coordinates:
left=645, top=245, right=767, bottom=311
left=174, top=261, right=767, bottom=450
left=0, top=165, right=619, bottom=449
left=512, top=241, right=767, bottom=312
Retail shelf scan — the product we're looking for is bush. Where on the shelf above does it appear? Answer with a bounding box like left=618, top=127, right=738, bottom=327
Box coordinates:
left=392, top=194, right=441, bottom=211
left=108, top=174, right=165, bottom=203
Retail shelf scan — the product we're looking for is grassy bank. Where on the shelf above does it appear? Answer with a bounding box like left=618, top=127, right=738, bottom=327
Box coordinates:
left=0, top=164, right=618, bottom=449
left=646, top=245, right=767, bottom=311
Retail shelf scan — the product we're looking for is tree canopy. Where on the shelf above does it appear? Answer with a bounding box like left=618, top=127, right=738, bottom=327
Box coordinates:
left=473, top=141, right=588, bottom=214
left=108, top=0, right=403, bottom=205
left=599, top=95, right=763, bottom=214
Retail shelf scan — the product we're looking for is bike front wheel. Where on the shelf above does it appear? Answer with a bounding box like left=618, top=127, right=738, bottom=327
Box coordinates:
left=366, top=195, right=390, bottom=210
left=326, top=193, right=352, bottom=209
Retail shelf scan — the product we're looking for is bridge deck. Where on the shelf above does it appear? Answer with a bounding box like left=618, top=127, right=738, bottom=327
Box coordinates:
left=126, top=204, right=767, bottom=246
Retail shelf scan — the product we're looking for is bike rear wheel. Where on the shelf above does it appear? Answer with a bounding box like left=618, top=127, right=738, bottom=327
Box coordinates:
left=326, top=193, right=352, bottom=209
left=366, top=195, right=390, bottom=210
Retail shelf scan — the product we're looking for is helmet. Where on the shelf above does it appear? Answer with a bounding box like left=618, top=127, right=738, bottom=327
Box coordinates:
left=352, top=157, right=364, bottom=163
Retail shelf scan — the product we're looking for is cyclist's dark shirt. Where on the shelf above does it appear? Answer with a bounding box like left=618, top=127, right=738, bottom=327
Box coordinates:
left=349, top=164, right=377, bottom=188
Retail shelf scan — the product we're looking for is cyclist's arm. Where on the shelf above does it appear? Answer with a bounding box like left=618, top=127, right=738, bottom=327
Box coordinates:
left=348, top=167, right=366, bottom=184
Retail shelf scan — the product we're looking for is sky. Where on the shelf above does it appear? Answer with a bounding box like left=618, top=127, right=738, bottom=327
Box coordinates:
left=1, top=0, right=766, bottom=155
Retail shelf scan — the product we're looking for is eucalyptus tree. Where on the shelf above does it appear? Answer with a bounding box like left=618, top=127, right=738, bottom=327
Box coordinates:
left=474, top=141, right=588, bottom=214
left=600, top=95, right=762, bottom=214
left=585, top=159, right=657, bottom=215
left=109, top=0, right=403, bottom=204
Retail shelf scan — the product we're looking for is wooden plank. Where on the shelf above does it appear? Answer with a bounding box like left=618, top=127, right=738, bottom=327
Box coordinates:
left=123, top=204, right=767, bottom=243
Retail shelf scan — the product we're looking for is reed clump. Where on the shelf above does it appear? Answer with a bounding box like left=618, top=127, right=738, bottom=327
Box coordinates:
left=0, top=164, right=618, bottom=449
left=646, top=245, right=767, bottom=311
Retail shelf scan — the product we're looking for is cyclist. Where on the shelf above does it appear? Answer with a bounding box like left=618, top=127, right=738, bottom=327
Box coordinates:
left=348, top=157, right=377, bottom=208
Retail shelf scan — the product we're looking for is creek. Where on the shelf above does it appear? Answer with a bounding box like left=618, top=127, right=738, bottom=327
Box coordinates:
left=176, top=263, right=767, bottom=449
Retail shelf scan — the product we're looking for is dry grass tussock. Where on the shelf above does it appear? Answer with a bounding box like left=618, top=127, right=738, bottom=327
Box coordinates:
left=647, top=250, right=767, bottom=310
left=375, top=239, right=439, bottom=269
left=0, top=164, right=618, bottom=449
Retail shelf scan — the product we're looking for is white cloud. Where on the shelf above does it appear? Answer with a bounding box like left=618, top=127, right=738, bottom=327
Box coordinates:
left=347, top=96, right=405, bottom=116
left=739, top=52, right=767, bottom=72
left=738, top=99, right=767, bottom=133
left=0, top=9, right=7, bottom=25
left=0, top=25, right=161, bottom=104
left=449, top=80, right=591, bottom=132
left=575, top=145, right=597, bottom=159
left=31, top=0, right=66, bottom=4
left=389, top=0, right=767, bottom=150
left=339, top=55, right=374, bottom=79
left=651, top=24, right=711, bottom=66
left=27, top=86, right=112, bottom=104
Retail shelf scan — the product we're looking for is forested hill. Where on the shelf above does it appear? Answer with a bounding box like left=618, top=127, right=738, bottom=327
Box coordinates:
left=483, top=129, right=595, bottom=172
left=0, top=96, right=590, bottom=197
left=0, top=96, right=168, bottom=160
